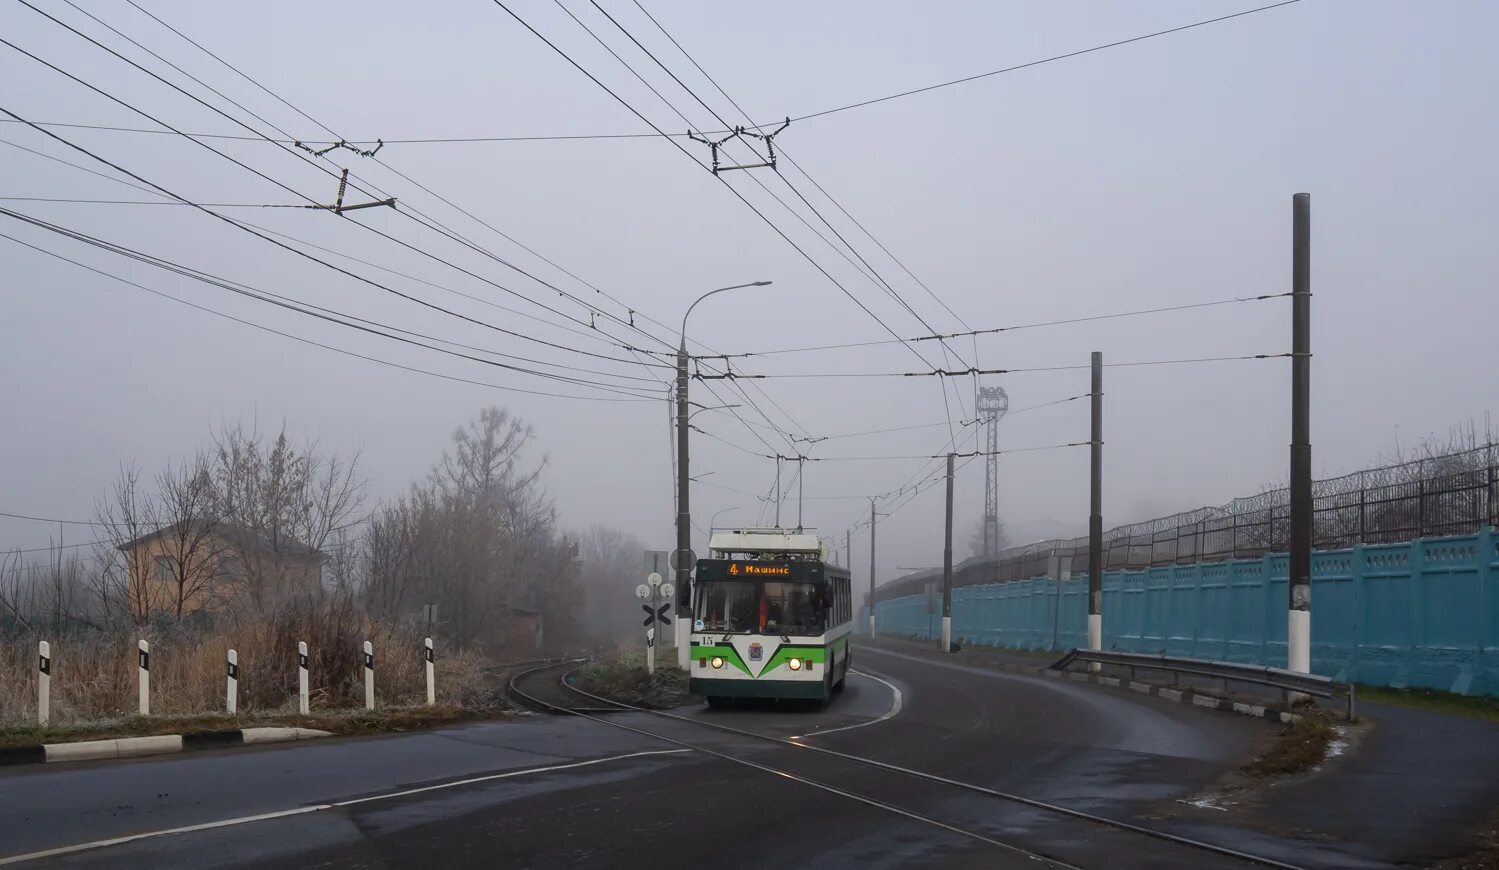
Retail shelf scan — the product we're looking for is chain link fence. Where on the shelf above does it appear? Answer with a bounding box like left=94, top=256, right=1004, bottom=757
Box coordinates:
left=876, top=443, right=1498, bottom=604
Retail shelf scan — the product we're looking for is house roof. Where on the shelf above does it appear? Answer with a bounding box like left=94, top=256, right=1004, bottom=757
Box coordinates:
left=117, top=520, right=326, bottom=560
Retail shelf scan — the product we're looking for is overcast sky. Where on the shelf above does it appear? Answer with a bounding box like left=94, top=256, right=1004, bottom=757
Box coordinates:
left=2, top=0, right=1496, bottom=586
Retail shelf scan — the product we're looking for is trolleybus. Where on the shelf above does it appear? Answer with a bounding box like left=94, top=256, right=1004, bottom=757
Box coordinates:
left=690, top=528, right=852, bottom=706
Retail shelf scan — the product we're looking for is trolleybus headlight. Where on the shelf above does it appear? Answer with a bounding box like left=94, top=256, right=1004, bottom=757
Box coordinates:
left=711, top=656, right=724, bottom=669
left=788, top=658, right=802, bottom=671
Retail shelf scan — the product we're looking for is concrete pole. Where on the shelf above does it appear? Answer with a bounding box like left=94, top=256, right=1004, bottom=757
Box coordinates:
left=869, top=500, right=877, bottom=639
left=675, top=340, right=692, bottom=671
left=1089, top=351, right=1104, bottom=657
left=226, top=649, right=238, bottom=715
left=37, top=640, right=50, bottom=727
left=137, top=639, right=150, bottom=717
left=363, top=640, right=375, bottom=711
left=942, top=453, right=955, bottom=653
left=424, top=637, right=436, bottom=706
left=1289, top=192, right=1313, bottom=675
left=297, top=641, right=310, bottom=715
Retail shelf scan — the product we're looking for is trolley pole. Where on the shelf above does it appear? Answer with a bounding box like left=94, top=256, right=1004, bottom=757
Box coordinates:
left=1289, top=192, right=1313, bottom=676
left=1089, top=351, right=1104, bottom=659
left=942, top=452, right=955, bottom=653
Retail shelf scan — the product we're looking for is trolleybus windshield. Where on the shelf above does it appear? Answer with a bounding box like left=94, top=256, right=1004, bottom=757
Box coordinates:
left=696, top=579, right=825, bottom=635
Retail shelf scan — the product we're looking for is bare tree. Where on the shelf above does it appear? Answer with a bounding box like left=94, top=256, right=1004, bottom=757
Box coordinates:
left=154, top=455, right=227, bottom=622
left=208, top=421, right=366, bottom=609
left=92, top=463, right=160, bottom=625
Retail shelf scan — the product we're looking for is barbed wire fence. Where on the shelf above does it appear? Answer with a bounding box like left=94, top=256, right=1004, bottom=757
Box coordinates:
left=877, top=442, right=1498, bottom=604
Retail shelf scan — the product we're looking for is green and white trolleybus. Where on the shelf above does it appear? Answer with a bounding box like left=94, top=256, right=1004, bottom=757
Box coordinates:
left=690, top=529, right=853, bottom=706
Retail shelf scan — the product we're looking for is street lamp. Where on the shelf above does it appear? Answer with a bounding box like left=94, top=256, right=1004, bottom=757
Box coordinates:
left=706, top=507, right=739, bottom=549
left=676, top=280, right=771, bottom=670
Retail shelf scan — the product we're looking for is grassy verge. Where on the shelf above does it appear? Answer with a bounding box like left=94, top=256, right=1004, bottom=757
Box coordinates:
left=1, top=689, right=516, bottom=748
left=1242, top=712, right=1337, bottom=778
left=575, top=650, right=694, bottom=709
left=1355, top=684, right=1499, bottom=723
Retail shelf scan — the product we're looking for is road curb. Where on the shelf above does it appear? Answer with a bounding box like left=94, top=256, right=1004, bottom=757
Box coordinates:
left=865, top=640, right=1303, bottom=725
left=0, top=726, right=331, bottom=768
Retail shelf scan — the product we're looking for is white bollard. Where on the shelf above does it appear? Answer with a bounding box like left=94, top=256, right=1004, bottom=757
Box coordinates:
left=297, top=641, right=310, bottom=715
left=38, top=641, right=51, bottom=727
left=137, top=639, right=150, bottom=717
left=226, top=649, right=239, bottom=715
left=362, top=641, right=374, bottom=711
left=423, top=637, right=435, bottom=707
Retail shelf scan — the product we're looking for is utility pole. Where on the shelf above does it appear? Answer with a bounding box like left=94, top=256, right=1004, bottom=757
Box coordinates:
left=869, top=499, right=877, bottom=639
left=675, top=338, right=692, bottom=671
left=846, top=529, right=851, bottom=579
left=1289, top=192, right=1313, bottom=676
left=942, top=452, right=955, bottom=653
left=1089, top=351, right=1103, bottom=658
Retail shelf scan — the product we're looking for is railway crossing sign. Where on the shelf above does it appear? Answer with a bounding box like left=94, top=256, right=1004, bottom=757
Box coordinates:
left=642, top=603, right=670, bottom=626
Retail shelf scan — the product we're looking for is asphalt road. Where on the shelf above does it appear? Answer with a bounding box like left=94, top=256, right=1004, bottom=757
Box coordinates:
left=2, top=643, right=1492, bottom=868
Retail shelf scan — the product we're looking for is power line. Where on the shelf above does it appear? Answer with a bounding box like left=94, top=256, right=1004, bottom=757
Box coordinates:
left=713, top=294, right=1293, bottom=358
left=1, top=229, right=656, bottom=403
left=786, top=1, right=1304, bottom=125
left=108, top=0, right=805, bottom=451
left=0, top=511, right=111, bottom=527
left=0, top=100, right=659, bottom=372
left=1, top=208, right=664, bottom=393
left=0, top=196, right=313, bottom=208
left=0, top=0, right=1304, bottom=143
left=696, top=355, right=1291, bottom=380
left=6, top=7, right=664, bottom=366
left=490, top=0, right=945, bottom=376
left=589, top=0, right=969, bottom=439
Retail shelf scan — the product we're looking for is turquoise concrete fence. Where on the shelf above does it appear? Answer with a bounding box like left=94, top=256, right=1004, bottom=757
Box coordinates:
left=871, top=528, right=1499, bottom=697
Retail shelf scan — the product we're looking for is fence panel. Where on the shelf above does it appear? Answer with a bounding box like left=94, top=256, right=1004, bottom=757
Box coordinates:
left=871, top=528, right=1498, bottom=696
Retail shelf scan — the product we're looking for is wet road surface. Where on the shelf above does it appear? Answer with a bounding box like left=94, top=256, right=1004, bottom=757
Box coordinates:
left=3, top=643, right=1493, bottom=868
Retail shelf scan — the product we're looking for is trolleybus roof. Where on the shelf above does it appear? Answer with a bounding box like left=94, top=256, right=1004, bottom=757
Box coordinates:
left=708, top=528, right=824, bottom=558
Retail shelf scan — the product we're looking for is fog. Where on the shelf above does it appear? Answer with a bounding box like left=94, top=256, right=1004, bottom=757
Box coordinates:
left=3, top=0, right=1496, bottom=595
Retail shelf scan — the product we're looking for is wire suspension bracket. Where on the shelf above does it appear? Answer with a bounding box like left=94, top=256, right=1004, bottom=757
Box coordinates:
left=317, top=168, right=396, bottom=214
left=687, top=118, right=790, bottom=174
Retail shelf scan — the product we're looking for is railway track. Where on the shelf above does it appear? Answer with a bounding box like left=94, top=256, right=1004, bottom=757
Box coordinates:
left=508, top=659, right=1310, bottom=870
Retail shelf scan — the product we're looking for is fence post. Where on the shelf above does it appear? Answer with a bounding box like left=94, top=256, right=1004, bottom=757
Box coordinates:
left=424, top=637, right=435, bottom=706
left=137, top=639, right=150, bottom=717
left=226, top=649, right=238, bottom=715
left=297, top=641, right=310, bottom=715
left=38, top=640, right=51, bottom=727
left=363, top=641, right=375, bottom=711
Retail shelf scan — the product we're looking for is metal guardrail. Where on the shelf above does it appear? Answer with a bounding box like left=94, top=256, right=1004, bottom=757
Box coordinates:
left=1052, top=648, right=1355, bottom=720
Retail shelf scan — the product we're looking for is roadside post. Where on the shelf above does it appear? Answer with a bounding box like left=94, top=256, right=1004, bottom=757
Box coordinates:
left=226, top=649, right=238, bottom=715
left=363, top=641, right=375, bottom=711
left=137, top=639, right=150, bottom=717
left=424, top=637, right=436, bottom=706
left=297, top=641, right=310, bottom=715
left=38, top=640, right=50, bottom=727
left=638, top=572, right=672, bottom=676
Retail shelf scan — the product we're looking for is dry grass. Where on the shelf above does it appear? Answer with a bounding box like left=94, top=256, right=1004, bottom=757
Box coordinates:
left=1242, top=712, right=1337, bottom=778
left=576, top=650, right=693, bottom=709
left=1, top=602, right=496, bottom=729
